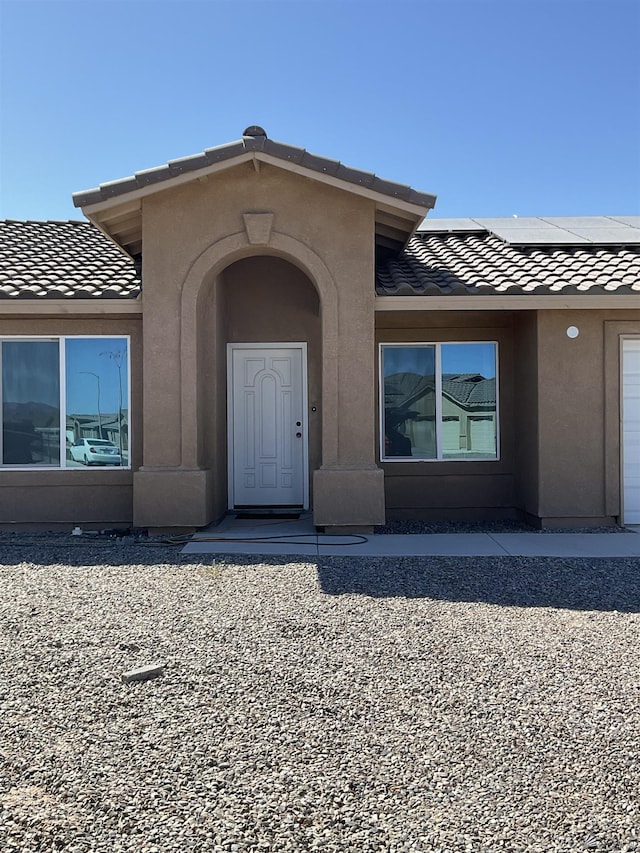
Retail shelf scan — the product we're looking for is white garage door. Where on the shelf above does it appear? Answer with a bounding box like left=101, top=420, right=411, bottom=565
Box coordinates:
left=469, top=417, right=496, bottom=455
left=442, top=418, right=460, bottom=454
left=622, top=339, right=640, bottom=524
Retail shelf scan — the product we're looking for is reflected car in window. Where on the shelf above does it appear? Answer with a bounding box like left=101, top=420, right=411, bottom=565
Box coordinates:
left=69, top=438, right=122, bottom=466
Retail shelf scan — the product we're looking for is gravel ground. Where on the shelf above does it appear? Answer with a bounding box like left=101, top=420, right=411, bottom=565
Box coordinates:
left=1, top=538, right=639, bottom=852
left=374, top=521, right=626, bottom=534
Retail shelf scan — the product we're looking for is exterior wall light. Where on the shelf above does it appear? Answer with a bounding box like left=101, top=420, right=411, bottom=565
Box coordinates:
left=566, top=326, right=580, bottom=339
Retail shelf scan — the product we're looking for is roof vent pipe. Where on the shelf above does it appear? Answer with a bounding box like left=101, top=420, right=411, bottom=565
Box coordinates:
left=242, top=125, right=267, bottom=154
left=243, top=126, right=267, bottom=138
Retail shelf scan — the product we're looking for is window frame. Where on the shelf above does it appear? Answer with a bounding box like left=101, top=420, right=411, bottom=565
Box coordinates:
left=0, top=334, right=131, bottom=471
left=379, top=341, right=500, bottom=463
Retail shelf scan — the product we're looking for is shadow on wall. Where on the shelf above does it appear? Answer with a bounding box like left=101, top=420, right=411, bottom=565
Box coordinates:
left=316, top=556, right=640, bottom=614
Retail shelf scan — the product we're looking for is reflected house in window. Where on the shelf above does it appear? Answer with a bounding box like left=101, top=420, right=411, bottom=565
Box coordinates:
left=441, top=373, right=496, bottom=457
left=0, top=336, right=129, bottom=468
left=382, top=343, right=498, bottom=460
left=384, top=371, right=434, bottom=457
left=385, top=372, right=496, bottom=459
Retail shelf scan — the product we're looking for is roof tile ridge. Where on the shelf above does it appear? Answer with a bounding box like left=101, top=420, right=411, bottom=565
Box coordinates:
left=2, top=218, right=91, bottom=225
left=74, top=132, right=436, bottom=210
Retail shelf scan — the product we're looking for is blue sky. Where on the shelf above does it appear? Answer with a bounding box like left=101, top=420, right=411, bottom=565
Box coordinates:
left=66, top=338, right=128, bottom=414
left=1, top=0, right=639, bottom=222
left=383, top=344, right=496, bottom=379
left=2, top=337, right=127, bottom=410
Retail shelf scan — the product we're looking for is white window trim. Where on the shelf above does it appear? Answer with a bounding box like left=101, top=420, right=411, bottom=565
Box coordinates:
left=379, top=341, right=500, bottom=463
left=0, top=335, right=131, bottom=471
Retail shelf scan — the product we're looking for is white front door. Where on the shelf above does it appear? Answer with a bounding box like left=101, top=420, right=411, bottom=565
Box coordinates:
left=228, top=344, right=307, bottom=508
left=622, top=338, right=640, bottom=524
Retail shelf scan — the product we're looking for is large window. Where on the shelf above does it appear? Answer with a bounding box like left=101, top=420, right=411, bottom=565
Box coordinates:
left=380, top=342, right=498, bottom=461
left=1, top=337, right=130, bottom=469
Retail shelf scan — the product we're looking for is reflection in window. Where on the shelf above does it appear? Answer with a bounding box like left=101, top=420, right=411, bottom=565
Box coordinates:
left=441, top=343, right=497, bottom=459
left=383, top=346, right=436, bottom=458
left=65, top=339, right=128, bottom=467
left=2, top=341, right=60, bottom=466
left=0, top=336, right=129, bottom=469
left=381, top=343, right=498, bottom=461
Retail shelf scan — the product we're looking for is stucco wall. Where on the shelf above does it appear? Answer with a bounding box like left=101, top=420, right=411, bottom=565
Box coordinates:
left=513, top=312, right=539, bottom=517
left=0, top=316, right=142, bottom=528
left=535, top=309, right=640, bottom=525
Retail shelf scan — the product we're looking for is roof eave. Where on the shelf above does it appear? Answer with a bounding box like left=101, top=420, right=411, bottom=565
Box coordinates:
left=375, top=294, right=640, bottom=311
left=0, top=297, right=142, bottom=315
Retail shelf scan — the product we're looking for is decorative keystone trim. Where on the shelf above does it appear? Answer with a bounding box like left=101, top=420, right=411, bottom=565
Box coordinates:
left=242, top=212, right=274, bottom=245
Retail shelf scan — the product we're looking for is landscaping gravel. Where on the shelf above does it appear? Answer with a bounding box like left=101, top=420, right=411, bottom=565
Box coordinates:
left=1, top=539, right=639, bottom=852
left=374, top=520, right=625, bottom=534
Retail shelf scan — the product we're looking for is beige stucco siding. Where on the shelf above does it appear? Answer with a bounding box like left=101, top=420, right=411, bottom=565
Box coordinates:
left=535, top=309, right=640, bottom=525
left=513, top=312, right=539, bottom=517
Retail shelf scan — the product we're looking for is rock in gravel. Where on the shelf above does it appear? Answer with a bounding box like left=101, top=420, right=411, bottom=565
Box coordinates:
left=121, top=663, right=165, bottom=683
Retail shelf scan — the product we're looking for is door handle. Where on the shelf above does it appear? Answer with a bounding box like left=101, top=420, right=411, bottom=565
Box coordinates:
left=296, top=432, right=302, bottom=438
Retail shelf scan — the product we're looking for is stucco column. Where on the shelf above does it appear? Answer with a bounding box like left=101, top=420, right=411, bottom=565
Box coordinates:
left=132, top=203, right=213, bottom=529
left=312, top=247, right=385, bottom=529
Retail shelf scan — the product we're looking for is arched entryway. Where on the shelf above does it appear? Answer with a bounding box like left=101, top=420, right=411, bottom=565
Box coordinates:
left=200, top=255, right=322, bottom=515
left=135, top=215, right=384, bottom=530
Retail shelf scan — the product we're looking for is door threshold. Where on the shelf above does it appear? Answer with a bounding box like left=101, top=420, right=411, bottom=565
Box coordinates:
left=234, top=510, right=302, bottom=520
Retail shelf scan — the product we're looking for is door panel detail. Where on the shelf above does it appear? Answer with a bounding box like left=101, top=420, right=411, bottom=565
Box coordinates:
left=229, top=345, right=307, bottom=508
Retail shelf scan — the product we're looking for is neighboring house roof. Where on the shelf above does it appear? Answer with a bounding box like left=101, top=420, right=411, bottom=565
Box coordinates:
left=385, top=372, right=496, bottom=413
left=442, top=374, right=496, bottom=407
left=377, top=223, right=640, bottom=296
left=0, top=220, right=141, bottom=299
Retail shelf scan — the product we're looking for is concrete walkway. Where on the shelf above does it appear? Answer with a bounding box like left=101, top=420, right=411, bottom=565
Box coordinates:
left=182, top=514, right=640, bottom=558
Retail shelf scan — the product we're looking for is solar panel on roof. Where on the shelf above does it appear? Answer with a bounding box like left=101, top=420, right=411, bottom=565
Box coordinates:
left=608, top=215, right=640, bottom=229
left=468, top=216, right=640, bottom=245
left=417, top=218, right=485, bottom=232
left=540, top=216, right=616, bottom=228
left=559, top=226, right=640, bottom=244
left=476, top=217, right=549, bottom=229
left=416, top=216, right=640, bottom=244
left=481, top=224, right=590, bottom=244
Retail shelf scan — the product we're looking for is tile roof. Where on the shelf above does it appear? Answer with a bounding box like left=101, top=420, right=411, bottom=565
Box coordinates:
left=0, top=220, right=140, bottom=299
left=73, top=129, right=436, bottom=211
left=376, top=230, right=640, bottom=296
left=442, top=375, right=496, bottom=407
left=2, top=218, right=638, bottom=302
